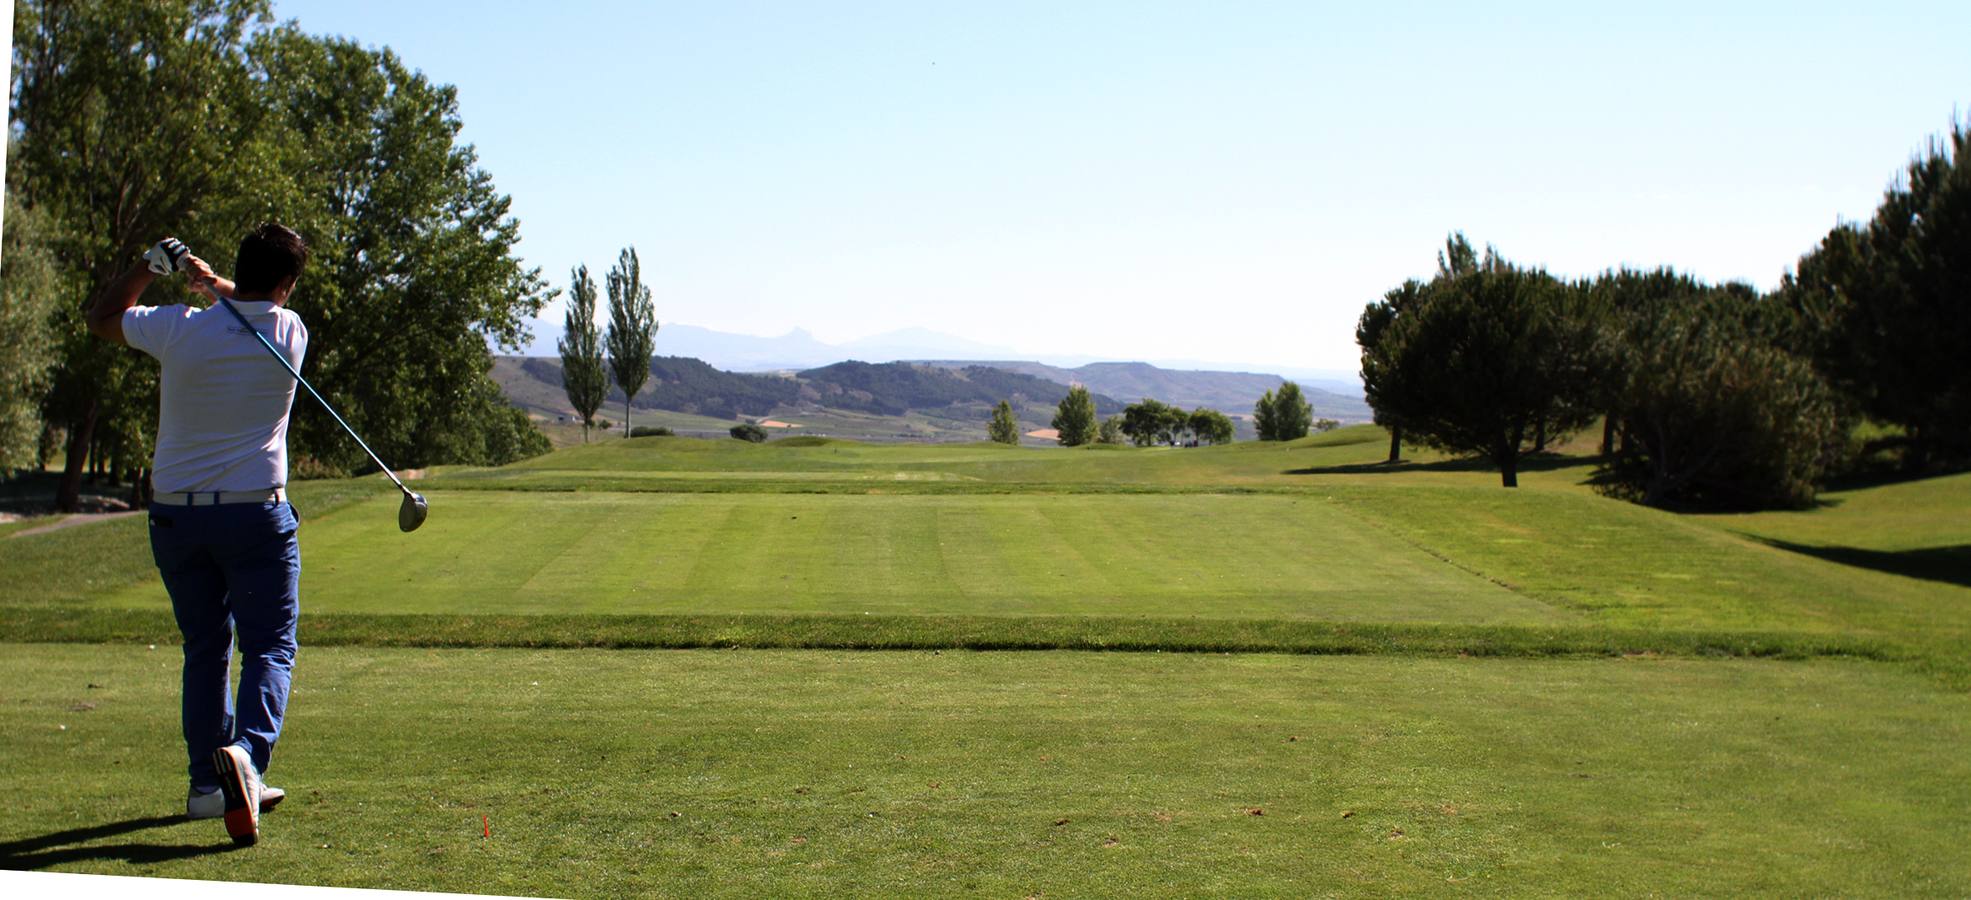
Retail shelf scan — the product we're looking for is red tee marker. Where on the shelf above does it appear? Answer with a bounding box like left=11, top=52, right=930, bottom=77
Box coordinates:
left=483, top=815, right=491, bottom=838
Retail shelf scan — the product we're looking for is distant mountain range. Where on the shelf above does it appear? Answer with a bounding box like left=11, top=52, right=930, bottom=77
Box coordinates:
left=512, top=321, right=1362, bottom=396
left=912, top=360, right=1369, bottom=421
left=494, top=353, right=1371, bottom=439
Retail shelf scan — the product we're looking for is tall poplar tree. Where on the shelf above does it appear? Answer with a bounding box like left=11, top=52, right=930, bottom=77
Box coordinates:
left=558, top=265, right=607, bottom=442
left=604, top=247, right=658, bottom=437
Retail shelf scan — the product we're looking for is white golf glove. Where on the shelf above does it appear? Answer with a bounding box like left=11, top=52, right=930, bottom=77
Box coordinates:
left=144, top=237, right=192, bottom=275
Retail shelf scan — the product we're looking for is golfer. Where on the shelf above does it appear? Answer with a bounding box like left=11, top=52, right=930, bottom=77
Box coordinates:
left=85, top=224, right=311, bottom=846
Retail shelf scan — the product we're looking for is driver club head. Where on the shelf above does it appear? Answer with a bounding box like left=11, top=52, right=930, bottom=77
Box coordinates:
left=399, top=491, right=428, bottom=533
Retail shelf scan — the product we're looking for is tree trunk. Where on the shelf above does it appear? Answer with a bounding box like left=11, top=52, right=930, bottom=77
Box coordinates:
left=1533, top=419, right=1547, bottom=454
left=624, top=396, right=632, bottom=438
left=56, top=401, right=99, bottom=513
left=1905, top=427, right=1929, bottom=474
left=1498, top=428, right=1522, bottom=488
left=1386, top=426, right=1402, bottom=463
left=1600, top=415, right=1616, bottom=457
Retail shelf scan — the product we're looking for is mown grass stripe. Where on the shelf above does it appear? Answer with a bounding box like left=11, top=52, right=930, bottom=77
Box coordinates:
left=0, top=606, right=1904, bottom=662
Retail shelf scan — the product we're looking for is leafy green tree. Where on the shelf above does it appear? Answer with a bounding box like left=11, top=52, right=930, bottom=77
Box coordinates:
left=1252, top=383, right=1313, bottom=442
left=1051, top=385, right=1097, bottom=446
left=1371, top=242, right=1600, bottom=487
left=1188, top=408, right=1235, bottom=445
left=558, top=265, right=607, bottom=442
left=423, top=377, right=551, bottom=466
left=1271, top=382, right=1313, bottom=441
left=1786, top=119, right=1971, bottom=469
left=0, top=182, right=63, bottom=475
left=1097, top=415, right=1125, bottom=445
left=10, top=0, right=279, bottom=508
left=1314, top=418, right=1340, bottom=432
left=605, top=247, right=658, bottom=437
left=1158, top=403, right=1190, bottom=445
left=256, top=31, right=553, bottom=473
left=11, top=11, right=556, bottom=497
left=1252, top=390, right=1279, bottom=442
left=1600, top=284, right=1843, bottom=507
left=1122, top=399, right=1170, bottom=446
left=988, top=400, right=1020, bottom=445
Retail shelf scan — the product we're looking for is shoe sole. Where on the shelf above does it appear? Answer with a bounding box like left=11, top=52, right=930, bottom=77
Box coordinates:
left=212, top=747, right=259, bottom=846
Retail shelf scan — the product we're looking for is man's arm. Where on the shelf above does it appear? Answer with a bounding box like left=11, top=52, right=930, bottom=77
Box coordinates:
left=84, top=259, right=158, bottom=346
left=84, top=252, right=232, bottom=346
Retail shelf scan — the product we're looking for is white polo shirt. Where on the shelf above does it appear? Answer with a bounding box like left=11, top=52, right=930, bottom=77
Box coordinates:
left=123, top=300, right=309, bottom=493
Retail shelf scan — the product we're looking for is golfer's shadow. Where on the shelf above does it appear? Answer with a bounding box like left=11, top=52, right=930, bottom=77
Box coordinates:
left=0, top=814, right=243, bottom=869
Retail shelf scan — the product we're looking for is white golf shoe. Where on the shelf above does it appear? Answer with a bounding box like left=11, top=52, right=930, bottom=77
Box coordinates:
left=211, top=745, right=263, bottom=845
left=188, top=784, right=285, bottom=820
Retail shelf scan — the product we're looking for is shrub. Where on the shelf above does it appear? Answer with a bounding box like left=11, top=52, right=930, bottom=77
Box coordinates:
left=730, top=423, right=768, bottom=443
left=629, top=426, right=674, bottom=438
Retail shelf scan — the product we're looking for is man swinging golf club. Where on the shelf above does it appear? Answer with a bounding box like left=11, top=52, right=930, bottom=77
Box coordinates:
left=86, top=224, right=312, bottom=845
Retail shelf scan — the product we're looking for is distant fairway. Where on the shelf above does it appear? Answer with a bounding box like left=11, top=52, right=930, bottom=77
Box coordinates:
left=69, top=431, right=1967, bottom=658
left=102, top=491, right=1563, bottom=623
left=5, top=425, right=1969, bottom=894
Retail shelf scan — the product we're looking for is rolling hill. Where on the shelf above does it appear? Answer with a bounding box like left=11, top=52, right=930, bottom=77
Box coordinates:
left=914, top=359, right=1371, bottom=420
left=493, top=356, right=1125, bottom=441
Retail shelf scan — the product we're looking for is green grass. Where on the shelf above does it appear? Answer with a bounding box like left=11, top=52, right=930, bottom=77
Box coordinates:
left=3, top=645, right=1965, bottom=896
left=4, top=426, right=1968, bottom=892
left=95, top=491, right=1562, bottom=624
left=18, top=431, right=1947, bottom=680
left=0, top=516, right=55, bottom=539
left=0, top=477, right=395, bottom=608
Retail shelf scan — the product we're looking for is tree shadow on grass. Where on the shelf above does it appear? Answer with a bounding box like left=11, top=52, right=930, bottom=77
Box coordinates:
left=1750, top=538, right=1971, bottom=590
left=0, top=814, right=242, bottom=870
left=1284, top=453, right=1594, bottom=478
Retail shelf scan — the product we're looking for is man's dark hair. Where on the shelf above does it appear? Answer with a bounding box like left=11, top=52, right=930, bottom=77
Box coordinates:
left=234, top=222, right=309, bottom=294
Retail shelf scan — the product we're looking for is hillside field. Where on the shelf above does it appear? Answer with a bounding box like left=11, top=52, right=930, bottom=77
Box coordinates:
left=2, top=426, right=1967, bottom=895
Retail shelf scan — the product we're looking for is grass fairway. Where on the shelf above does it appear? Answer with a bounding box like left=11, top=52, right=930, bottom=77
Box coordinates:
left=4, top=427, right=1968, bottom=893
left=102, top=491, right=1562, bottom=624
left=3, top=644, right=1965, bottom=896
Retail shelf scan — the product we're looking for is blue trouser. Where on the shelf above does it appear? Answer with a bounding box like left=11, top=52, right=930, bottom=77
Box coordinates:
left=147, top=500, right=300, bottom=790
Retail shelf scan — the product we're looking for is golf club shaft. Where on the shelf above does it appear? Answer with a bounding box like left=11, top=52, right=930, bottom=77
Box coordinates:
left=204, top=286, right=412, bottom=495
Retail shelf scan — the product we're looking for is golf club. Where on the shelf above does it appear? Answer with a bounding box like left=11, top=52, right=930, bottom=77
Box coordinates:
left=146, top=240, right=429, bottom=533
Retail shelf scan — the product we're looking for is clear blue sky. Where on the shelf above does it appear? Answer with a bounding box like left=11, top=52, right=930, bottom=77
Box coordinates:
left=275, top=0, right=1969, bottom=372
